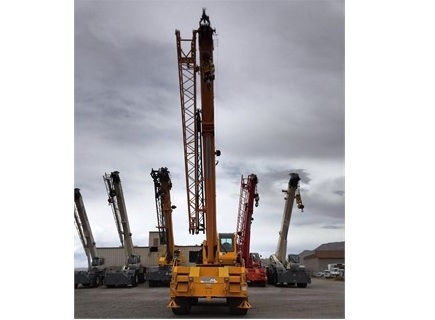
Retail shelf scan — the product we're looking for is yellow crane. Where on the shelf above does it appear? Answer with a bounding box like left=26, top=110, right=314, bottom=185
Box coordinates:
left=148, top=167, right=183, bottom=287
left=168, top=9, right=250, bottom=315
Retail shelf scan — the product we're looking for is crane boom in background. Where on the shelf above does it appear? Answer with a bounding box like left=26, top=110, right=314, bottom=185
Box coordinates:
left=148, top=167, right=184, bottom=287
left=74, top=188, right=106, bottom=288
left=266, top=173, right=311, bottom=288
left=102, top=171, right=146, bottom=287
left=235, top=174, right=267, bottom=287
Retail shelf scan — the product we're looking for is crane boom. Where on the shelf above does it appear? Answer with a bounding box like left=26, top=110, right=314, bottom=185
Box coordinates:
left=197, top=9, right=218, bottom=264
left=176, top=9, right=219, bottom=263
left=175, top=28, right=205, bottom=235
left=74, top=188, right=104, bottom=268
left=266, top=173, right=310, bottom=287
left=151, top=167, right=176, bottom=265
left=103, top=171, right=136, bottom=261
left=275, top=173, right=304, bottom=262
left=148, top=167, right=183, bottom=287
left=74, top=192, right=92, bottom=270
left=236, top=174, right=259, bottom=267
left=235, top=174, right=266, bottom=287
left=102, top=171, right=146, bottom=287
left=74, top=188, right=105, bottom=288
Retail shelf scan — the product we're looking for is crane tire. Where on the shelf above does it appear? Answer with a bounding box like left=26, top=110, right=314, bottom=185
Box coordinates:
left=172, top=298, right=191, bottom=315
left=228, top=298, right=248, bottom=316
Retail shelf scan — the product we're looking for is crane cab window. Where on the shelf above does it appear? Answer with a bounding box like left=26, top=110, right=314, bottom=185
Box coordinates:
left=250, top=253, right=260, bottom=263
left=128, top=255, right=140, bottom=265
left=219, top=233, right=234, bottom=252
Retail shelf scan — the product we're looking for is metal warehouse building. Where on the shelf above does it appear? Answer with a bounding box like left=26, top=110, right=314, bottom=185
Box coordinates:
left=300, top=241, right=345, bottom=273
left=96, top=231, right=202, bottom=268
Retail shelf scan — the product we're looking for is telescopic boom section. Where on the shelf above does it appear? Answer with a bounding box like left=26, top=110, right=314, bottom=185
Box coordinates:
left=176, top=9, right=218, bottom=262
left=275, top=173, right=304, bottom=263
left=74, top=188, right=103, bottom=270
left=236, top=174, right=259, bottom=266
left=74, top=188, right=106, bottom=288
left=103, top=171, right=137, bottom=265
left=151, top=167, right=176, bottom=265
left=197, top=9, right=218, bottom=265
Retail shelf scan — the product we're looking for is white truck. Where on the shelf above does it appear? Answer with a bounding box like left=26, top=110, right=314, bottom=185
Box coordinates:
left=324, top=264, right=344, bottom=278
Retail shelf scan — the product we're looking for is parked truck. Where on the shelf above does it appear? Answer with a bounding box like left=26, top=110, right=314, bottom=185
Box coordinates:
left=324, top=264, right=345, bottom=278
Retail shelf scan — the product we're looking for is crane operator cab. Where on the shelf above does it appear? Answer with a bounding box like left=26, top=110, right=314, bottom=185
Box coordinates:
left=218, top=233, right=238, bottom=265
left=172, top=249, right=184, bottom=266
left=127, top=254, right=141, bottom=268
left=91, top=257, right=105, bottom=268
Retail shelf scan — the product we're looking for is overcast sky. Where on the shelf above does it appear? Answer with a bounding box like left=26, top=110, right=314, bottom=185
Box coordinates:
left=74, top=0, right=345, bottom=268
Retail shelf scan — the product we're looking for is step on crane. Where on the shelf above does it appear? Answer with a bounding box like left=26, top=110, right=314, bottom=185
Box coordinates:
left=102, top=171, right=146, bottom=287
left=148, top=167, right=184, bottom=287
left=236, top=174, right=267, bottom=287
left=266, top=173, right=311, bottom=288
left=74, top=188, right=106, bottom=288
left=168, top=9, right=250, bottom=315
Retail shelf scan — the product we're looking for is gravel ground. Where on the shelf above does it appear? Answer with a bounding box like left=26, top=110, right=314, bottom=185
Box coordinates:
left=74, top=277, right=344, bottom=318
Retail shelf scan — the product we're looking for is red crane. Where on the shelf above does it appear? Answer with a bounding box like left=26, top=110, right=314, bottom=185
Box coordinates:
left=236, top=174, right=267, bottom=287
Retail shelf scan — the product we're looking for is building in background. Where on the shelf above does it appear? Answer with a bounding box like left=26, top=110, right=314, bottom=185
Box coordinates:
left=91, top=231, right=202, bottom=269
left=300, top=241, right=345, bottom=274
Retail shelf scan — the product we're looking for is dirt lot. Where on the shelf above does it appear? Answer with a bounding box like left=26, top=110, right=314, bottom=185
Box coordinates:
left=74, top=277, right=344, bottom=318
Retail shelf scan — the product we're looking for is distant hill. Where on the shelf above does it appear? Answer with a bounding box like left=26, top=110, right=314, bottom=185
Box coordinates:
left=260, top=241, right=345, bottom=265
left=299, top=249, right=314, bottom=256
left=314, top=241, right=345, bottom=251
left=299, top=241, right=345, bottom=256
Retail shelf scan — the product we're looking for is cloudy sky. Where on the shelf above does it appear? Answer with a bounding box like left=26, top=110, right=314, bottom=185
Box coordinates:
left=73, top=0, right=345, bottom=268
